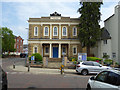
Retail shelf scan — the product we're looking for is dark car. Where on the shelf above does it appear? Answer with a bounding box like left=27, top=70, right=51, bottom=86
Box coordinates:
left=20, top=53, right=28, bottom=58
left=0, top=66, right=8, bottom=90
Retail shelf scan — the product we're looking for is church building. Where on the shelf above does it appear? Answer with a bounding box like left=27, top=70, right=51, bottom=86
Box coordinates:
left=28, top=12, right=86, bottom=61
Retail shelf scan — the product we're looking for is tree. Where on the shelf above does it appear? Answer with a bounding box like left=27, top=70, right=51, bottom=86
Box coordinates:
left=78, top=1, right=103, bottom=56
left=0, top=27, right=15, bottom=54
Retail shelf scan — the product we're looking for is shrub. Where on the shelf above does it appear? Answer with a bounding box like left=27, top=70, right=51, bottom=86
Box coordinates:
left=103, top=55, right=110, bottom=59
left=29, top=53, right=42, bottom=62
left=69, top=57, right=77, bottom=61
left=104, top=59, right=113, bottom=65
left=87, top=57, right=102, bottom=63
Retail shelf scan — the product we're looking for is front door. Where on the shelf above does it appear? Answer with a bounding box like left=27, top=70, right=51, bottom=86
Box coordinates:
left=53, top=47, right=58, bottom=58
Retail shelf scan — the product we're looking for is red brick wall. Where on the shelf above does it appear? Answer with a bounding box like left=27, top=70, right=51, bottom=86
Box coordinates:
left=14, top=36, right=24, bottom=53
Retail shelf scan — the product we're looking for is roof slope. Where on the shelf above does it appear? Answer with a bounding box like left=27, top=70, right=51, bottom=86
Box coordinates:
left=101, top=27, right=111, bottom=40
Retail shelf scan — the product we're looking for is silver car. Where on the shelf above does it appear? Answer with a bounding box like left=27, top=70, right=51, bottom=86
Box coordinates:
left=76, top=61, right=112, bottom=75
left=87, top=69, right=120, bottom=89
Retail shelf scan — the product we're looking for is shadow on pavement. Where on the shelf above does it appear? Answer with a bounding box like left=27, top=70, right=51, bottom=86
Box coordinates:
left=64, top=72, right=96, bottom=76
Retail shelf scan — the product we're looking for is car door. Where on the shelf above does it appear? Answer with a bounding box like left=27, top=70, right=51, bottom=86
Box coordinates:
left=92, top=71, right=109, bottom=88
left=93, top=62, right=103, bottom=73
left=82, top=62, right=95, bottom=73
left=93, top=71, right=119, bottom=89
left=105, top=71, right=120, bottom=89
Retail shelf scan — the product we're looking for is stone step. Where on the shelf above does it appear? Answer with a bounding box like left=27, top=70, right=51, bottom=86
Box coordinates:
left=48, top=58, right=62, bottom=62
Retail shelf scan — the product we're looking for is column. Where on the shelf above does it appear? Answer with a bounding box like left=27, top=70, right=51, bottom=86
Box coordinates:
left=59, top=43, right=61, bottom=58
left=40, top=24, right=43, bottom=38
left=59, top=24, right=61, bottom=39
left=68, top=24, right=70, bottom=38
left=49, top=43, right=52, bottom=58
left=50, top=24, right=52, bottom=39
left=41, top=43, right=43, bottom=57
left=68, top=44, right=71, bottom=57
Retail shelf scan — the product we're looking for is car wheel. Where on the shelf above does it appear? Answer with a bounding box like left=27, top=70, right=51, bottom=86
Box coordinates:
left=81, top=69, right=88, bottom=75
left=86, top=84, right=91, bottom=90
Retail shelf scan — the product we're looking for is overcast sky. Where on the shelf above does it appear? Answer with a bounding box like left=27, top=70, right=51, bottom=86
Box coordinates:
left=1, top=0, right=120, bottom=44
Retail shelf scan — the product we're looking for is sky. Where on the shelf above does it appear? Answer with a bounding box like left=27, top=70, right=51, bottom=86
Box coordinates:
left=1, top=0, right=120, bottom=44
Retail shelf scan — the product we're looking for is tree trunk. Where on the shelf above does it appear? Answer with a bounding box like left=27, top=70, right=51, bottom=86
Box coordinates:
left=87, top=46, right=90, bottom=56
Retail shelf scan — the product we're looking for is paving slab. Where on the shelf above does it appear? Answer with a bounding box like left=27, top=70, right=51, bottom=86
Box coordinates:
left=9, top=65, right=76, bottom=75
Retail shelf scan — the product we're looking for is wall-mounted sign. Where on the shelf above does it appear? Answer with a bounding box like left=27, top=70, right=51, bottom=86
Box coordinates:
left=31, top=56, right=35, bottom=61
left=78, top=53, right=87, bottom=61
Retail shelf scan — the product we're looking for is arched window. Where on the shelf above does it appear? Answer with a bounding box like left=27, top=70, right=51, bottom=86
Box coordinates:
left=73, top=27, right=77, bottom=36
left=53, top=27, right=58, bottom=36
left=73, top=46, right=77, bottom=55
left=34, top=26, right=38, bottom=36
left=62, top=27, right=67, bottom=36
left=44, top=26, right=49, bottom=36
left=33, top=46, right=38, bottom=53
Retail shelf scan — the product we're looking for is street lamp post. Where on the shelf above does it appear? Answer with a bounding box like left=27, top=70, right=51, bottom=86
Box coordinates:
left=25, top=28, right=29, bottom=66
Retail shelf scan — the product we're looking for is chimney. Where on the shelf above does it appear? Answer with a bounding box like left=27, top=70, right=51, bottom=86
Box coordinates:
left=114, top=1, right=120, bottom=14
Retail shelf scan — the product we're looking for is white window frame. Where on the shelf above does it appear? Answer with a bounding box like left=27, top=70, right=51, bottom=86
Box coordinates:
left=17, top=45, right=18, bottom=49
left=45, top=47, right=49, bottom=55
left=44, top=26, right=49, bottom=36
left=73, top=46, right=77, bottom=55
left=53, top=26, right=58, bottom=36
left=17, top=39, right=19, bottom=42
left=33, top=46, right=38, bottom=53
left=73, top=27, right=77, bottom=36
left=62, top=26, right=67, bottom=36
left=103, top=53, right=107, bottom=57
left=34, top=26, right=38, bottom=36
left=112, top=52, right=116, bottom=58
left=103, top=40, right=107, bottom=44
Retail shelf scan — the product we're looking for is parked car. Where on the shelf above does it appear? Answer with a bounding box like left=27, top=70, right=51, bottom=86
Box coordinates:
left=87, top=70, right=120, bottom=90
left=0, top=66, right=8, bottom=90
left=20, top=53, right=28, bottom=58
left=76, top=61, right=112, bottom=75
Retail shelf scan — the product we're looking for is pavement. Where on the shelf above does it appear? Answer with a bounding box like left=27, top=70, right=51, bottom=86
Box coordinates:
left=9, top=64, right=76, bottom=75
left=2, top=57, right=77, bottom=75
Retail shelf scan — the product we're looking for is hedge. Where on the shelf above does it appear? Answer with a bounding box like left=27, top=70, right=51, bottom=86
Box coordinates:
left=87, top=57, right=102, bottom=63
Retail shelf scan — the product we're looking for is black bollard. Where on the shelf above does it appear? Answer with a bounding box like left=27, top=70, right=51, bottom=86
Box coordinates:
left=28, top=64, right=30, bottom=72
left=13, top=62, right=15, bottom=69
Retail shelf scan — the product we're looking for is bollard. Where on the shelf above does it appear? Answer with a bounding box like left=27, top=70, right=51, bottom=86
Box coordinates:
left=28, top=64, right=30, bottom=72
left=61, top=66, right=63, bottom=75
left=13, top=62, right=15, bottom=69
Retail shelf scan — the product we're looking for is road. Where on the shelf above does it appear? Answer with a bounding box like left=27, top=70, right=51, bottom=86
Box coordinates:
left=2, top=58, right=91, bottom=89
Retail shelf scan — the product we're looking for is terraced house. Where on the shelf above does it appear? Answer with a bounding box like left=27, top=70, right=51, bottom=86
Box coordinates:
left=28, top=12, right=86, bottom=61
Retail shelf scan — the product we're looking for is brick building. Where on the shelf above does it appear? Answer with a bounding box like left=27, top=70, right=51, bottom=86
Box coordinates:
left=14, top=36, right=24, bottom=55
left=28, top=12, right=86, bottom=61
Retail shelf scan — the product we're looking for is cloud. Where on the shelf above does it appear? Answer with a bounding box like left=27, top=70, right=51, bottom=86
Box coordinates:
left=100, top=2, right=118, bottom=27
left=2, top=0, right=79, bottom=2
left=13, top=2, right=79, bottom=22
left=2, top=1, right=119, bottom=45
left=2, top=1, right=80, bottom=45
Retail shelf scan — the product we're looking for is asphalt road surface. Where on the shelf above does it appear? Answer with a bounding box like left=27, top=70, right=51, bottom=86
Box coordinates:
left=2, top=58, right=91, bottom=89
